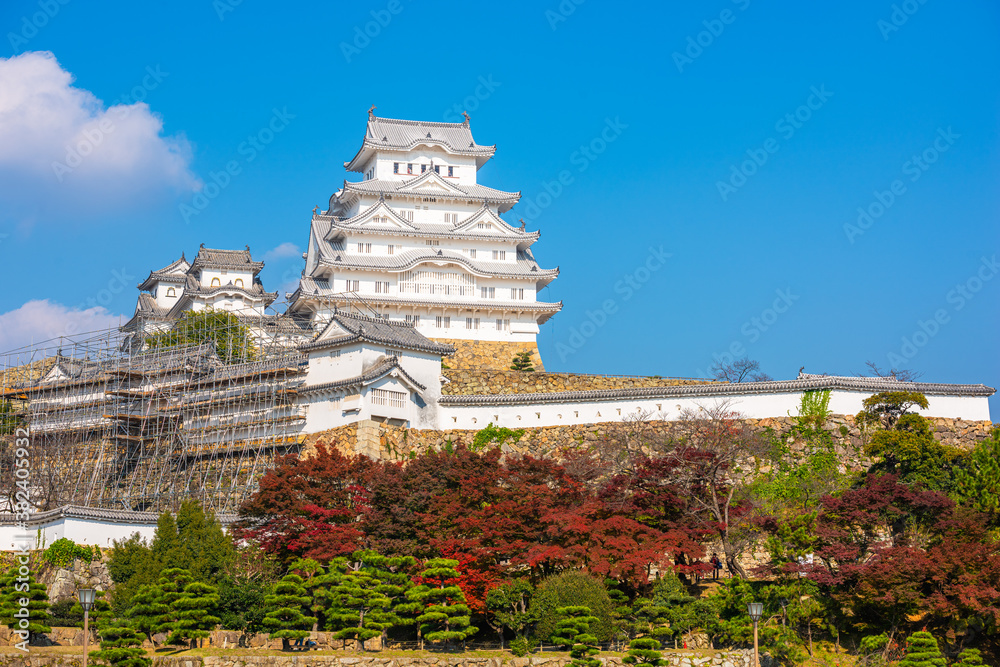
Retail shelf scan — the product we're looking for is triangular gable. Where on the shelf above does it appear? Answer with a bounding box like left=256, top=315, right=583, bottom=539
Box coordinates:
left=398, top=169, right=468, bottom=196
left=312, top=319, right=352, bottom=344
left=336, top=200, right=418, bottom=231
left=452, top=204, right=521, bottom=235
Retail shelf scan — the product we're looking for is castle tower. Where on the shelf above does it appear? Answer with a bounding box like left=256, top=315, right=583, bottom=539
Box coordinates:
left=287, top=111, right=561, bottom=370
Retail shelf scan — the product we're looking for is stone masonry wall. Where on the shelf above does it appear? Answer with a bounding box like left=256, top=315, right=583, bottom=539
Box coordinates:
left=432, top=339, right=545, bottom=371
left=0, top=650, right=772, bottom=667
left=306, top=415, right=994, bottom=464
left=442, top=370, right=711, bottom=395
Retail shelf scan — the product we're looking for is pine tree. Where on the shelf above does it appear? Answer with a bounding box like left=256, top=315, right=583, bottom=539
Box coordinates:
left=125, top=583, right=169, bottom=647
left=0, top=565, right=52, bottom=643
left=167, top=581, right=220, bottom=649
left=954, top=648, right=985, bottom=666
left=152, top=568, right=194, bottom=646
left=262, top=574, right=317, bottom=650
left=288, top=558, right=326, bottom=632
left=93, top=621, right=151, bottom=667
left=322, top=551, right=414, bottom=650
left=405, top=558, right=478, bottom=646
left=899, top=631, right=946, bottom=667
left=510, top=351, right=535, bottom=372
left=552, top=606, right=601, bottom=667
left=623, top=638, right=665, bottom=666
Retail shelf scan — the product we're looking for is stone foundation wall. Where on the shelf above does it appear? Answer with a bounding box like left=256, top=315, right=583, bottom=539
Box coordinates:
left=306, top=415, right=994, bottom=463
left=0, top=649, right=772, bottom=667
left=442, top=370, right=711, bottom=395
left=432, top=339, right=545, bottom=371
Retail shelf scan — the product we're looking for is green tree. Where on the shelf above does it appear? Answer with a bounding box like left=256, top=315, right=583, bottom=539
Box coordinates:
left=167, top=581, right=220, bottom=649
left=898, top=631, right=946, bottom=667
left=471, top=423, right=525, bottom=452
left=288, top=558, right=326, bottom=632
left=92, top=621, right=151, bottom=667
left=262, top=574, right=316, bottom=651
left=952, top=429, right=1000, bottom=525
left=552, top=606, right=601, bottom=667
left=217, top=576, right=271, bottom=633
left=485, top=580, right=537, bottom=648
left=125, top=583, right=168, bottom=647
left=107, top=533, right=159, bottom=615
left=322, top=551, right=414, bottom=650
left=151, top=568, right=194, bottom=646
left=146, top=309, right=256, bottom=363
left=954, top=647, right=985, bottom=666
left=406, top=558, right=477, bottom=645
left=623, top=637, right=665, bottom=667
left=532, top=571, right=614, bottom=642
left=0, top=565, right=52, bottom=642
left=510, top=351, right=535, bottom=372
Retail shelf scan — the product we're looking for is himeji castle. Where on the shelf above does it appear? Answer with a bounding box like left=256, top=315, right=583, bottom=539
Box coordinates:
left=0, top=108, right=993, bottom=545
left=287, top=109, right=561, bottom=370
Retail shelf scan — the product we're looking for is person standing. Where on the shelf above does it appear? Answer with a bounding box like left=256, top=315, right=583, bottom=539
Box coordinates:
left=710, top=553, right=722, bottom=580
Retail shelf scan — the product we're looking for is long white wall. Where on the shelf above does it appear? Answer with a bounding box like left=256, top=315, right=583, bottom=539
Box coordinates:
left=437, top=389, right=992, bottom=430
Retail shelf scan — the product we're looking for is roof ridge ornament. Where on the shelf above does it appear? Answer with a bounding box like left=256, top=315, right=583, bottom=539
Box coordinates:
left=462, top=110, right=470, bottom=124
left=368, top=105, right=377, bottom=118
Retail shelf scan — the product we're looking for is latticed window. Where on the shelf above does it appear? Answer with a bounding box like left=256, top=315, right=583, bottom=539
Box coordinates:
left=400, top=269, right=475, bottom=296
left=370, top=388, right=406, bottom=409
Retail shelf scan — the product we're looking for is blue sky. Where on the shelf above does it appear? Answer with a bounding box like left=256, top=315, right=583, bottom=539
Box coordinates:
left=1, top=0, right=998, bottom=413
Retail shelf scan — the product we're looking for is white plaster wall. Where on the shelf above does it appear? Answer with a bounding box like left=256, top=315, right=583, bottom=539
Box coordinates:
left=0, top=519, right=157, bottom=551
left=436, top=389, right=991, bottom=430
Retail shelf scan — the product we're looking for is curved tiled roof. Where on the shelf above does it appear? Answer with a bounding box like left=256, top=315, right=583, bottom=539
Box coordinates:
left=299, top=311, right=455, bottom=356
left=0, top=504, right=238, bottom=526
left=439, top=376, right=996, bottom=406
left=298, top=356, right=426, bottom=394
left=340, top=174, right=520, bottom=212
left=190, top=246, right=264, bottom=274
left=137, top=255, right=190, bottom=290
left=345, top=115, right=496, bottom=172
left=324, top=201, right=539, bottom=243
left=318, top=247, right=559, bottom=281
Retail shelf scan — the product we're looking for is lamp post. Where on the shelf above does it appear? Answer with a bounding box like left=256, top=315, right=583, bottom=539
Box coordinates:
left=78, top=588, right=96, bottom=667
left=747, top=602, right=763, bottom=667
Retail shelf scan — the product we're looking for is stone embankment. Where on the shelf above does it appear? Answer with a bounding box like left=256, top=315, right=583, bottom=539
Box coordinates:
left=304, top=415, right=994, bottom=463
left=432, top=340, right=546, bottom=372
left=0, top=651, right=771, bottom=667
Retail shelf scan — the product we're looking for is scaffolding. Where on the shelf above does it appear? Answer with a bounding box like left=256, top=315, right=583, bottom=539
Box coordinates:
left=0, top=322, right=308, bottom=514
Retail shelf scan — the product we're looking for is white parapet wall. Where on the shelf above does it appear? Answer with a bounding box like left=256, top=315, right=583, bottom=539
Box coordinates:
left=437, top=374, right=994, bottom=430
left=0, top=506, right=237, bottom=551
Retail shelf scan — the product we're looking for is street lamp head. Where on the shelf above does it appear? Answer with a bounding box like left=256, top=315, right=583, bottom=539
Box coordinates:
left=747, top=601, right=764, bottom=622
left=77, top=588, right=96, bottom=612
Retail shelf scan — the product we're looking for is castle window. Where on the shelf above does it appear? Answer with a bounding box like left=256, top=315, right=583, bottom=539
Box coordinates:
left=211, top=277, right=221, bottom=287
left=404, top=210, right=414, bottom=221
left=467, top=248, right=477, bottom=258
left=375, top=281, right=390, bottom=294
left=425, top=240, right=440, bottom=246
left=357, top=242, right=372, bottom=253
left=511, top=288, right=523, bottom=300
left=387, top=245, right=395, bottom=255
left=407, top=163, right=413, bottom=174
left=481, top=287, right=495, bottom=299
left=371, top=388, right=406, bottom=409
left=434, top=165, right=440, bottom=174
left=493, top=250, right=506, bottom=260
left=477, top=223, right=488, bottom=230
left=348, top=280, right=359, bottom=292
left=235, top=279, right=244, bottom=287
left=421, top=164, right=427, bottom=173
left=166, top=287, right=176, bottom=297
left=406, top=314, right=420, bottom=326
left=393, top=162, right=399, bottom=174
left=448, top=166, right=454, bottom=177
left=466, top=317, right=479, bottom=330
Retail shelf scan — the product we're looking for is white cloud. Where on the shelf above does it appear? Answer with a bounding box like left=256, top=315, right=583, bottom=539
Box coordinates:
left=0, top=300, right=125, bottom=353
left=262, top=242, right=302, bottom=262
left=0, top=51, right=199, bottom=228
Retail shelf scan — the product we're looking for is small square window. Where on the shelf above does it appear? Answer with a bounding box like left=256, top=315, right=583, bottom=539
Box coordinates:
left=448, top=166, right=454, bottom=177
